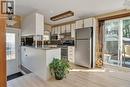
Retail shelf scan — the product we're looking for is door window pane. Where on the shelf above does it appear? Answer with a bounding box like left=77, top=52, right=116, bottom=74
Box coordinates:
left=104, top=20, right=120, bottom=65
left=104, top=17, right=130, bottom=68
left=6, top=33, right=15, bottom=60
left=122, top=19, right=130, bottom=68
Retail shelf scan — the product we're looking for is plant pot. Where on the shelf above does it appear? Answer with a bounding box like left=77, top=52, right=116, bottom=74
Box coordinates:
left=55, top=76, right=63, bottom=80
left=54, top=73, right=64, bottom=80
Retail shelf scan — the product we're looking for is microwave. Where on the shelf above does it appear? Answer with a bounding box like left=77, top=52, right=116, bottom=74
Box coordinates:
left=21, top=37, right=33, bottom=46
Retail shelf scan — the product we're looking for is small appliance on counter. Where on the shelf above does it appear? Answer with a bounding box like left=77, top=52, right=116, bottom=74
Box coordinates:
left=21, top=35, right=43, bottom=47
left=21, top=36, right=33, bottom=46
left=62, top=40, right=74, bottom=46
left=50, top=35, right=58, bottom=41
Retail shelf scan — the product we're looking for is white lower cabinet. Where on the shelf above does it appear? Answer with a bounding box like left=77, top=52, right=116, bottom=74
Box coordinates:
left=68, top=46, right=75, bottom=63
left=21, top=46, right=61, bottom=80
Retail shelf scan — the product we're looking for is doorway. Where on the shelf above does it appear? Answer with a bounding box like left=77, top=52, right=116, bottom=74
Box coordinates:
left=6, top=28, right=21, bottom=76
left=103, top=17, right=130, bottom=68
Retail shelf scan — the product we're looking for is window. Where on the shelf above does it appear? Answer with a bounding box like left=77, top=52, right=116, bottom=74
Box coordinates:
left=6, top=33, right=15, bottom=60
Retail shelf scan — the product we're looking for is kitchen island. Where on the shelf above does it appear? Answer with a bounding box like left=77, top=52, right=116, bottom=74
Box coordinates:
left=21, top=46, right=61, bottom=80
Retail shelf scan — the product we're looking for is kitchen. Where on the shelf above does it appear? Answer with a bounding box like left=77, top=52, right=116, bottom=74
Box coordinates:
left=12, top=11, right=96, bottom=81
left=1, top=0, right=130, bottom=87
left=20, top=12, right=96, bottom=65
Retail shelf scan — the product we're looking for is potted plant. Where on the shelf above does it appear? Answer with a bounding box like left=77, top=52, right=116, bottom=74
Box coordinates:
left=49, top=58, right=70, bottom=80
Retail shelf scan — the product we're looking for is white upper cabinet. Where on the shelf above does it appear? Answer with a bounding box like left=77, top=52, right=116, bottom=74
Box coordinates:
left=71, top=23, right=76, bottom=38
left=61, top=25, right=66, bottom=33
left=51, top=27, right=55, bottom=35
left=84, top=18, right=93, bottom=28
left=54, top=27, right=58, bottom=34
left=36, top=13, right=44, bottom=35
left=66, top=24, right=71, bottom=33
left=57, top=26, right=61, bottom=34
left=75, top=20, right=84, bottom=29
left=22, top=12, right=44, bottom=36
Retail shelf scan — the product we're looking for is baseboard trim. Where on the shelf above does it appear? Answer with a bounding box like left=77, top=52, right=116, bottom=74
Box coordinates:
left=20, top=65, right=32, bottom=74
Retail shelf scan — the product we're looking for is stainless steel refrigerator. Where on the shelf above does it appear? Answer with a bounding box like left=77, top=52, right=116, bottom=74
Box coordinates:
left=75, top=27, right=93, bottom=68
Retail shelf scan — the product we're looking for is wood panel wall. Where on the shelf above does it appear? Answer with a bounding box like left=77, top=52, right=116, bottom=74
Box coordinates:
left=0, top=0, right=7, bottom=86
left=13, top=15, right=21, bottom=28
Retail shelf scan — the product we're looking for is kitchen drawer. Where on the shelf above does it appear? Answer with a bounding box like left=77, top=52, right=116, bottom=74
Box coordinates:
left=68, top=46, right=75, bottom=63
left=68, top=57, right=73, bottom=62
left=68, top=51, right=73, bottom=54
left=68, top=52, right=73, bottom=55
left=68, top=53, right=73, bottom=56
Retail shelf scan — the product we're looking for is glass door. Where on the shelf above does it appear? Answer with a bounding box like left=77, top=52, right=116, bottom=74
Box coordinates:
left=6, top=29, right=20, bottom=76
left=122, top=18, right=130, bottom=68
left=6, top=33, right=16, bottom=60
left=103, top=17, right=130, bottom=69
left=103, top=19, right=122, bottom=66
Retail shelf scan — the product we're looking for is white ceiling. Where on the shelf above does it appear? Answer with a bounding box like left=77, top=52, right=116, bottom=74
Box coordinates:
left=15, top=0, right=125, bottom=25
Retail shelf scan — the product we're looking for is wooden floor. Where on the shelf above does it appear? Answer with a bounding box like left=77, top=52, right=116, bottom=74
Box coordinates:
left=7, top=65, right=130, bottom=87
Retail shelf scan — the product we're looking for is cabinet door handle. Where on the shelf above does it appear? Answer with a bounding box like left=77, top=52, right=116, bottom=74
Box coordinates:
left=25, top=54, right=28, bottom=56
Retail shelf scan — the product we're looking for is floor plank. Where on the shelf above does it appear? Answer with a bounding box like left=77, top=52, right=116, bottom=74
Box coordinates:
left=7, top=65, right=130, bottom=87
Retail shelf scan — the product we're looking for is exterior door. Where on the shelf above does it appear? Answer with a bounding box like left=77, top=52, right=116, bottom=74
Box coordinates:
left=122, top=17, right=130, bottom=68
left=6, top=28, right=20, bottom=76
left=104, top=17, right=130, bottom=68
left=104, top=19, right=122, bottom=66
